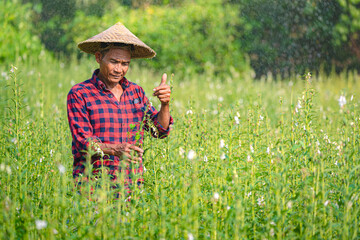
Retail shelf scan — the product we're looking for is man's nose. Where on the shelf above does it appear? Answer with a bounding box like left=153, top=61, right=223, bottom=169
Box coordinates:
left=114, top=64, right=123, bottom=73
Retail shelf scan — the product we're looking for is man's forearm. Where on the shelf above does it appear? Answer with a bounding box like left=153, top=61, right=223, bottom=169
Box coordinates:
left=157, top=103, right=170, bottom=129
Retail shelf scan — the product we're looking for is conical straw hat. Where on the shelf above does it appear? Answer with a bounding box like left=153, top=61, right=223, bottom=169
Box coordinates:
left=78, top=22, right=156, bottom=59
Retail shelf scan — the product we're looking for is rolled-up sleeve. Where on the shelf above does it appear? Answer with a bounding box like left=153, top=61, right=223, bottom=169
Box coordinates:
left=148, top=111, right=174, bottom=138
left=139, top=87, right=174, bottom=139
left=67, top=90, right=101, bottom=154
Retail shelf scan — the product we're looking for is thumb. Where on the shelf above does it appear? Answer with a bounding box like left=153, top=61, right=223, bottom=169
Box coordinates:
left=159, top=73, right=167, bottom=86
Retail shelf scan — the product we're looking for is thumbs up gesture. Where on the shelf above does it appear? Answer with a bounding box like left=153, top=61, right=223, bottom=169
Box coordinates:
left=153, top=73, right=171, bottom=105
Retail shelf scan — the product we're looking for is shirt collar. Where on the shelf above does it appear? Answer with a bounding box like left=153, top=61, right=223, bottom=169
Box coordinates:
left=91, top=69, right=130, bottom=91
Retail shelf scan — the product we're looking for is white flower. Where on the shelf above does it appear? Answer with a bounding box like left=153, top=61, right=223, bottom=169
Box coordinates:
left=234, top=116, right=240, bottom=125
left=39, top=157, right=44, bottom=163
left=58, top=164, right=65, bottom=174
left=50, top=149, right=54, bottom=157
left=227, top=206, right=231, bottom=210
left=257, top=196, right=265, bottom=206
left=335, top=161, right=338, bottom=166
left=35, top=220, right=47, bottom=230
left=270, top=228, right=275, bottom=237
left=218, top=97, right=224, bottom=102
left=246, top=155, right=252, bottom=163
left=259, top=115, right=264, bottom=121
left=266, top=147, right=270, bottom=154
left=250, top=145, right=254, bottom=153
left=143, top=165, right=147, bottom=172
left=186, top=110, right=193, bottom=115
left=219, top=139, right=225, bottom=148
left=286, top=201, right=292, bottom=209
left=338, top=95, right=346, bottom=108
left=187, top=150, right=196, bottom=160
left=324, top=200, right=330, bottom=206
left=204, top=155, right=208, bottom=162
left=246, top=191, right=252, bottom=197
left=179, top=147, right=185, bottom=157
left=213, top=192, right=220, bottom=200
left=53, top=229, right=58, bottom=234
left=295, top=100, right=301, bottom=113
left=351, top=95, right=354, bottom=101
left=187, top=233, right=194, bottom=240
left=11, top=138, right=17, bottom=144
left=220, top=153, right=226, bottom=160
left=10, top=66, right=17, bottom=73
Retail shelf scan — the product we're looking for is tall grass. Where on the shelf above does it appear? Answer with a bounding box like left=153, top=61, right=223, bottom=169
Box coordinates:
left=0, top=56, right=359, bottom=239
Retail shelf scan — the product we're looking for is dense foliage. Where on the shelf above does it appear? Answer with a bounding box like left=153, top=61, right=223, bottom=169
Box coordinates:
left=2, top=0, right=360, bottom=77
left=63, top=0, right=246, bottom=75
left=0, top=0, right=43, bottom=63
left=237, top=0, right=344, bottom=77
left=0, top=54, right=359, bottom=239
left=1, top=1, right=359, bottom=238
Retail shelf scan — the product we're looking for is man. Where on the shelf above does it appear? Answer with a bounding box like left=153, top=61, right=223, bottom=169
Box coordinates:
left=67, top=22, right=173, bottom=195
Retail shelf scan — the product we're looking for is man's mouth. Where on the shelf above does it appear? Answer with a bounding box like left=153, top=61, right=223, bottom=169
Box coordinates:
left=110, top=74, right=121, bottom=79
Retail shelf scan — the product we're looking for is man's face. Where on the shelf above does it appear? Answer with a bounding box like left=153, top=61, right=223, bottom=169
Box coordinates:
left=95, top=48, right=131, bottom=84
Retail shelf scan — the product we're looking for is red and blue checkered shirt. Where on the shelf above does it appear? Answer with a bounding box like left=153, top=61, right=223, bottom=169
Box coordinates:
left=67, top=69, right=173, bottom=184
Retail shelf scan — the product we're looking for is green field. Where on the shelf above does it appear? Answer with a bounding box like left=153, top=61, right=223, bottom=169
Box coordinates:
left=1, top=56, right=359, bottom=239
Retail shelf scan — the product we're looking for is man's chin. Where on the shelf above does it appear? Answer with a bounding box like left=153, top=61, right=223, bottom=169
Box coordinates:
left=110, top=76, right=122, bottom=82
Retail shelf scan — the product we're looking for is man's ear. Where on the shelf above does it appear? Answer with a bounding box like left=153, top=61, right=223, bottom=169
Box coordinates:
left=95, top=52, right=102, bottom=64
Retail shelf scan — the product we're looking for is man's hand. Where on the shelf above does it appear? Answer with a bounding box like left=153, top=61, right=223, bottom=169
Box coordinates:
left=115, top=143, right=143, bottom=163
left=153, top=73, right=171, bottom=105
left=99, top=143, right=143, bottom=163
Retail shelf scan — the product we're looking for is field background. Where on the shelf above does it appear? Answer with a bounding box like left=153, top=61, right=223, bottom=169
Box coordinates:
left=1, top=0, right=360, bottom=239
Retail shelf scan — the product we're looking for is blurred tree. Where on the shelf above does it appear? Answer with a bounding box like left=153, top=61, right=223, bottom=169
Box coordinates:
left=23, top=0, right=76, bottom=54
left=234, top=0, right=343, bottom=78
left=22, top=0, right=184, bottom=55
left=15, top=0, right=360, bottom=76
left=75, top=0, right=107, bottom=16
left=117, top=0, right=184, bottom=7
left=334, top=0, right=360, bottom=69
left=0, top=0, right=43, bottom=64
left=63, top=0, right=248, bottom=75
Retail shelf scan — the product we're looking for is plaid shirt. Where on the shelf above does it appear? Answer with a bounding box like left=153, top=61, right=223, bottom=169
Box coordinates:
left=67, top=69, right=173, bottom=185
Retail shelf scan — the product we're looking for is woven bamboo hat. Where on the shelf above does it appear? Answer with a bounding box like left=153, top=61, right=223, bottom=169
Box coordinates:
left=78, top=22, right=156, bottom=59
